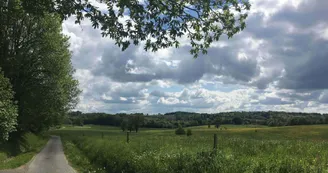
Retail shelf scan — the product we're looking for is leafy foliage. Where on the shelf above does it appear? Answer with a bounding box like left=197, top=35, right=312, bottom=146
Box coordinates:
left=73, top=118, right=84, bottom=127
left=127, top=117, right=135, bottom=132
left=175, top=124, right=186, bottom=135
left=71, top=111, right=328, bottom=130
left=0, top=70, right=17, bottom=142
left=232, top=117, right=243, bottom=125
left=120, top=119, right=128, bottom=131
left=214, top=117, right=222, bottom=128
left=133, top=114, right=144, bottom=133
left=0, top=0, right=80, bottom=136
left=119, top=114, right=144, bottom=133
left=186, top=129, right=192, bottom=136
left=69, top=112, right=84, bottom=126
left=0, top=133, right=47, bottom=169
left=19, top=0, right=251, bottom=58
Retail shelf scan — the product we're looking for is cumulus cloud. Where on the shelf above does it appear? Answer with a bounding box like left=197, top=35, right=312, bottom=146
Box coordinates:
left=63, top=0, right=328, bottom=113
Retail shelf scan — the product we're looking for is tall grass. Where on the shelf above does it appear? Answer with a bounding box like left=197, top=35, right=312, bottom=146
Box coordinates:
left=55, top=125, right=328, bottom=173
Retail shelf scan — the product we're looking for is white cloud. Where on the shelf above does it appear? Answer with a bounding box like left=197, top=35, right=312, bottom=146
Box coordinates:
left=65, top=0, right=328, bottom=113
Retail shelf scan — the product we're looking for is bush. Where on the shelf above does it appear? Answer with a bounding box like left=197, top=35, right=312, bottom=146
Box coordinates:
left=186, top=129, right=192, bottom=136
left=175, top=125, right=186, bottom=135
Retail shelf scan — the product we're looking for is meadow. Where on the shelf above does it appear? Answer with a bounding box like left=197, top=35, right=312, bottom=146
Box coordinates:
left=52, top=125, right=328, bottom=173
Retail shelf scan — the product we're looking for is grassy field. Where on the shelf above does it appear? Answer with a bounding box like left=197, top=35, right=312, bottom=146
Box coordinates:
left=0, top=133, right=48, bottom=170
left=52, top=125, right=328, bottom=173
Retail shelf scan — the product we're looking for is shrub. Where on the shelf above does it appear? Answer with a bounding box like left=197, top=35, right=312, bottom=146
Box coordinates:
left=175, top=125, right=186, bottom=135
left=186, top=129, right=192, bottom=136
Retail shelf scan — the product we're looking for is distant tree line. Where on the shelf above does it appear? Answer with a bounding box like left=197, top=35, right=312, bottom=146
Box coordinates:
left=67, top=111, right=328, bottom=129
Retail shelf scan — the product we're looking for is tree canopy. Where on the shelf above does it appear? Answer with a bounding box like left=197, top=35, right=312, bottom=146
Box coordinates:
left=0, top=70, right=17, bottom=142
left=19, top=0, right=251, bottom=57
left=1, top=0, right=80, bottom=138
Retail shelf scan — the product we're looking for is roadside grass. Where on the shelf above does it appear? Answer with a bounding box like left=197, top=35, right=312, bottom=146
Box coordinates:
left=0, top=133, right=48, bottom=170
left=62, top=139, right=107, bottom=173
left=53, top=125, right=328, bottom=173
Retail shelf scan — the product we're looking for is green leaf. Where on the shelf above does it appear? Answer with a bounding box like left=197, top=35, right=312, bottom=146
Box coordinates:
left=18, top=0, right=250, bottom=58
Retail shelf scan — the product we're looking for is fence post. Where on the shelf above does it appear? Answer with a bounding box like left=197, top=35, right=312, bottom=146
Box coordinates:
left=213, top=134, right=217, bottom=150
left=127, top=132, right=130, bottom=143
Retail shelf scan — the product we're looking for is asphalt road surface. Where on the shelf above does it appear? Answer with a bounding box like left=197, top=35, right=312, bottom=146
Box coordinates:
left=0, top=136, right=76, bottom=173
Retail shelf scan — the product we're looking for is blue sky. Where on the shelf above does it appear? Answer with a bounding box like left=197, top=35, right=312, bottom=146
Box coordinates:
left=62, top=0, right=328, bottom=114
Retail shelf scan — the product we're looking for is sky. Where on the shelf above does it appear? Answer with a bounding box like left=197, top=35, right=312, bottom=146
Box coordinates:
left=62, top=0, right=328, bottom=114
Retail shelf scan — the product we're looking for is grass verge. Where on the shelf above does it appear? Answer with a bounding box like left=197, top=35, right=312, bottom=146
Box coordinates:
left=62, top=137, right=105, bottom=173
left=0, top=133, right=48, bottom=170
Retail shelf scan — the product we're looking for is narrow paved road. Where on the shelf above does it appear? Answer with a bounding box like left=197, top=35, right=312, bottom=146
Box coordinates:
left=0, top=136, right=76, bottom=173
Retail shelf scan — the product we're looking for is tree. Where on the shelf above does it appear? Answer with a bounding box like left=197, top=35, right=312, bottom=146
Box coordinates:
left=214, top=117, right=222, bottom=128
left=175, top=124, right=186, bottom=135
left=207, top=119, right=211, bottom=128
left=133, top=114, right=144, bottom=133
left=63, top=116, right=73, bottom=125
left=18, top=0, right=251, bottom=58
left=127, top=116, right=135, bottom=132
left=0, top=70, right=17, bottom=142
left=232, top=117, right=243, bottom=125
left=70, top=111, right=83, bottom=117
left=0, top=2, right=80, bottom=134
left=186, top=129, right=192, bottom=136
left=120, top=119, right=127, bottom=132
left=72, top=117, right=84, bottom=126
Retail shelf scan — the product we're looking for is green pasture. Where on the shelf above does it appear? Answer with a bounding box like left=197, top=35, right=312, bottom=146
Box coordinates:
left=52, top=125, right=328, bottom=173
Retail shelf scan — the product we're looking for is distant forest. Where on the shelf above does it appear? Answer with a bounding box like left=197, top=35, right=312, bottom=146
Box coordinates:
left=67, top=111, right=328, bottom=129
